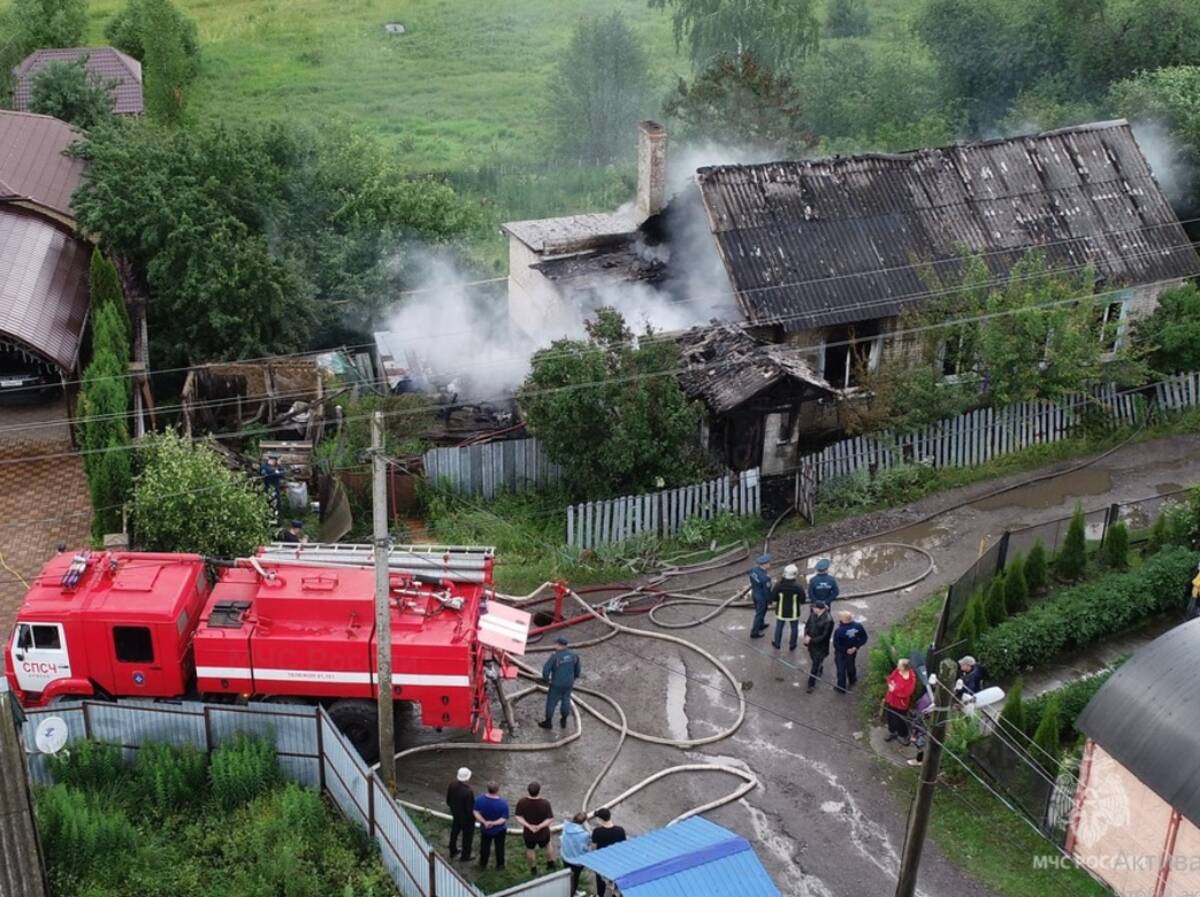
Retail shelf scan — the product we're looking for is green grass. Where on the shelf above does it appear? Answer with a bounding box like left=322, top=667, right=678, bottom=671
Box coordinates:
left=411, top=811, right=566, bottom=894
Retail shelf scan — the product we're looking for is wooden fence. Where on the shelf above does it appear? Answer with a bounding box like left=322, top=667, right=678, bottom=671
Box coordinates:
left=566, top=469, right=760, bottom=549
left=423, top=437, right=560, bottom=499
left=1154, top=370, right=1200, bottom=412
left=804, top=382, right=1151, bottom=483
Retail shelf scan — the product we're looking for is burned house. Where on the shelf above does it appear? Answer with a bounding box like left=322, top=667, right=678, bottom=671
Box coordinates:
left=694, top=120, right=1200, bottom=389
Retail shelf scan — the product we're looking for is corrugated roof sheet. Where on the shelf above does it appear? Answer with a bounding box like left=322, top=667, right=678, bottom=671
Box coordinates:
left=576, top=816, right=780, bottom=897
left=678, top=323, right=834, bottom=414
left=0, top=110, right=86, bottom=220
left=696, top=120, right=1200, bottom=332
left=1077, top=618, right=1200, bottom=830
left=0, top=207, right=90, bottom=371
left=12, top=47, right=143, bottom=116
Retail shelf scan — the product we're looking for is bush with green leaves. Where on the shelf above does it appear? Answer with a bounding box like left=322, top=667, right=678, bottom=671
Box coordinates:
left=955, top=590, right=986, bottom=652
left=209, top=734, right=279, bottom=809
left=1025, top=539, right=1049, bottom=593
left=999, top=677, right=1027, bottom=733
left=1024, top=662, right=1123, bottom=745
left=1031, top=694, right=1064, bottom=770
left=131, top=431, right=271, bottom=558
left=825, top=0, right=870, bottom=37
left=1053, top=503, right=1088, bottom=581
left=48, top=738, right=126, bottom=792
left=1004, top=554, right=1029, bottom=613
left=975, top=546, right=1196, bottom=680
left=38, top=784, right=137, bottom=882
left=1147, top=503, right=1194, bottom=553
left=29, top=58, right=117, bottom=130
left=105, top=0, right=200, bottom=63
left=816, top=463, right=937, bottom=513
left=983, top=573, right=1007, bottom=626
left=134, top=740, right=208, bottom=815
left=1100, top=520, right=1130, bottom=570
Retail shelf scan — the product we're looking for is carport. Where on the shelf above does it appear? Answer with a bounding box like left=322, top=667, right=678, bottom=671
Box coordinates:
left=576, top=816, right=780, bottom=897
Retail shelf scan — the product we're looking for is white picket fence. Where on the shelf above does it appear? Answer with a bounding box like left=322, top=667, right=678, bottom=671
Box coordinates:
left=1154, top=370, right=1200, bottom=411
left=566, top=468, right=760, bottom=549
left=805, top=382, right=1152, bottom=483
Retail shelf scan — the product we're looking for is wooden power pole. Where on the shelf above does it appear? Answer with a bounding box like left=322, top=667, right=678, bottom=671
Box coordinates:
left=894, top=657, right=960, bottom=897
left=372, top=412, right=396, bottom=792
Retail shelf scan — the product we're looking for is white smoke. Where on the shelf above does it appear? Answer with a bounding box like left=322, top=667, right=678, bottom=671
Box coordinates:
left=1129, top=120, right=1193, bottom=209
left=376, top=141, right=774, bottom=398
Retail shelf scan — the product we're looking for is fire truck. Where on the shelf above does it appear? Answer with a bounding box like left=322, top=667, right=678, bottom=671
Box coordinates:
left=4, top=544, right=529, bottom=760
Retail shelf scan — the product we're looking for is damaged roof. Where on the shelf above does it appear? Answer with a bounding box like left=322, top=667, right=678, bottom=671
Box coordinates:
left=677, top=323, right=835, bottom=415
left=13, top=47, right=144, bottom=116
left=502, top=211, right=637, bottom=255
left=532, top=240, right=667, bottom=287
left=696, top=120, right=1200, bottom=333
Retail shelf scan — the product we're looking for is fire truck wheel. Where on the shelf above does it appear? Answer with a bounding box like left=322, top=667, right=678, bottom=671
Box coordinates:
left=328, top=699, right=380, bottom=763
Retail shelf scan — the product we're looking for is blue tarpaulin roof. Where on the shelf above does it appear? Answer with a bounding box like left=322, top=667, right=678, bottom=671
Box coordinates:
left=576, top=816, right=780, bottom=897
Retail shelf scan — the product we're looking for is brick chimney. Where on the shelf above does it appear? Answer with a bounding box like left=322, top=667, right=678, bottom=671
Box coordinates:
left=636, top=120, right=667, bottom=221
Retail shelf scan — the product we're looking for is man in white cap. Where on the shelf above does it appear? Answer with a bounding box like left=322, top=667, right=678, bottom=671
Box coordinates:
left=771, top=563, right=806, bottom=651
left=446, top=766, right=476, bottom=861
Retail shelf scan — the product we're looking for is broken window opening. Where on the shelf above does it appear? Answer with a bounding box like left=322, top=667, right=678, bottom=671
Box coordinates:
left=1095, top=298, right=1128, bottom=353
left=822, top=322, right=881, bottom=389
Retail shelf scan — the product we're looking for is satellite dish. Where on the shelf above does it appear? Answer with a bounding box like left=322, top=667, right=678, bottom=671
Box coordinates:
left=34, top=717, right=69, bottom=755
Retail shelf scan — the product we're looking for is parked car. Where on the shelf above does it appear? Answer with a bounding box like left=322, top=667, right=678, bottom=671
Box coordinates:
left=0, top=354, right=59, bottom=404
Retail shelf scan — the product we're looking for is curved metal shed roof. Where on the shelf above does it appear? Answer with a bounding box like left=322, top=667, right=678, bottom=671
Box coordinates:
left=0, top=208, right=90, bottom=372
left=1077, top=617, right=1200, bottom=829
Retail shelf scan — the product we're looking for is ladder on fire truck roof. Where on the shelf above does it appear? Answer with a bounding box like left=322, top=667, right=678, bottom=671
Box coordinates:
left=259, top=542, right=495, bottom=583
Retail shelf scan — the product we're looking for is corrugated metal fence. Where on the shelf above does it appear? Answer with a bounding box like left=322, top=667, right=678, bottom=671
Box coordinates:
left=805, top=384, right=1151, bottom=483
left=566, top=468, right=761, bottom=549
left=424, top=437, right=561, bottom=499
left=19, top=700, right=568, bottom=897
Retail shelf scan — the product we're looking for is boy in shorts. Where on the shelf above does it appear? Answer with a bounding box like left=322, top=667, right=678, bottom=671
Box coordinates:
left=515, top=781, right=557, bottom=873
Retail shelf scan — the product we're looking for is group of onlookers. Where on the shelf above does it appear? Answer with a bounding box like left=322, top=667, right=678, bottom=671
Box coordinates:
left=447, top=769, right=626, bottom=896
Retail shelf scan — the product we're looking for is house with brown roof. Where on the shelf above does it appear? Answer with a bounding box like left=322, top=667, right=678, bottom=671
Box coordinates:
left=0, top=110, right=91, bottom=402
left=12, top=47, right=143, bottom=117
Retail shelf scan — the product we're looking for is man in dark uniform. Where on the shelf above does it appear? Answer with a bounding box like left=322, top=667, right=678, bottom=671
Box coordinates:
left=281, top=519, right=306, bottom=543
left=538, top=636, right=581, bottom=729
left=803, top=601, right=834, bottom=693
left=260, top=454, right=284, bottom=522
left=748, top=554, right=772, bottom=639
left=833, top=610, right=869, bottom=692
left=808, top=558, right=840, bottom=605
left=446, top=766, right=475, bottom=861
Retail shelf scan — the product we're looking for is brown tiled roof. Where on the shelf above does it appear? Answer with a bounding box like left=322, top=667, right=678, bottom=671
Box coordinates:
left=12, top=47, right=143, bottom=116
left=697, top=120, right=1200, bottom=332
left=0, top=110, right=86, bottom=221
left=0, top=207, right=90, bottom=372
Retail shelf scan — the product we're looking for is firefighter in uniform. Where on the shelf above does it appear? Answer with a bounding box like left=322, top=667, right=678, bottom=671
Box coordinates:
left=538, top=636, right=581, bottom=729
left=808, top=558, right=840, bottom=605
left=748, top=554, right=773, bottom=639
left=771, top=563, right=806, bottom=651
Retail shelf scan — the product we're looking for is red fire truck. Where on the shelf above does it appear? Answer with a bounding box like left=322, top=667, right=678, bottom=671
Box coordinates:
left=4, top=544, right=524, bottom=760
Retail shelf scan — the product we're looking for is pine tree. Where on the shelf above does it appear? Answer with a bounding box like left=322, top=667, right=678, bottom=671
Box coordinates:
left=1025, top=539, right=1049, bottom=593
left=1147, top=513, right=1168, bottom=554
left=999, top=677, right=1027, bottom=733
left=1032, top=694, right=1063, bottom=772
left=984, top=573, right=1008, bottom=626
left=1100, top=520, right=1130, bottom=570
left=956, top=591, right=984, bottom=651
left=88, top=252, right=131, bottom=343
left=1004, top=554, right=1029, bottom=613
left=1054, top=503, right=1088, bottom=581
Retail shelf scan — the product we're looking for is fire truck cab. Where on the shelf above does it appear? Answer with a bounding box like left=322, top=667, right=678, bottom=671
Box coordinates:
left=6, top=551, right=208, bottom=705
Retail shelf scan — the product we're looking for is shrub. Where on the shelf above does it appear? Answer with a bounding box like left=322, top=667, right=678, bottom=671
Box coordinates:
left=209, top=735, right=278, bottom=809
left=1004, top=554, right=1029, bottom=613
left=975, top=546, right=1196, bottom=680
left=954, top=591, right=983, bottom=651
left=1025, top=539, right=1049, bottom=593
left=825, top=0, right=870, bottom=36
left=1147, top=512, right=1169, bottom=554
left=1031, top=694, right=1064, bottom=771
left=1100, top=520, right=1130, bottom=570
left=38, top=784, right=137, bottom=881
left=135, top=741, right=208, bottom=815
left=48, top=738, right=125, bottom=791
left=943, top=713, right=983, bottom=769
left=999, top=677, right=1028, bottom=734
left=1024, top=662, right=1124, bottom=744
left=984, top=574, right=1007, bottom=626
left=1054, top=503, right=1087, bottom=581
left=105, top=0, right=200, bottom=63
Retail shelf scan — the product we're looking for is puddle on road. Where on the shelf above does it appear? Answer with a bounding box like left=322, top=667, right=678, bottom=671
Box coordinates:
left=972, top=468, right=1113, bottom=512
left=872, top=520, right=952, bottom=549
left=814, top=543, right=916, bottom=579
left=1156, top=482, right=1184, bottom=495
left=665, top=654, right=690, bottom=742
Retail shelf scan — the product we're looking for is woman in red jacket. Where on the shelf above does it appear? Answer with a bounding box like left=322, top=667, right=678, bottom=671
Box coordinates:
left=884, top=658, right=917, bottom=745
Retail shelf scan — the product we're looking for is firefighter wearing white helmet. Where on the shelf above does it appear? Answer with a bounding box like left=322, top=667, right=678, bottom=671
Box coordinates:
left=771, top=563, right=807, bottom=651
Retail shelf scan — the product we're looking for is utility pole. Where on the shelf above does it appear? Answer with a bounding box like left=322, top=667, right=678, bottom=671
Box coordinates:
left=894, top=657, right=960, bottom=897
left=372, top=411, right=396, bottom=793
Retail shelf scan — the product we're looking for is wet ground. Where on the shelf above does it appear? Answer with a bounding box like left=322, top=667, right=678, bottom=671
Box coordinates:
left=396, top=432, right=1200, bottom=897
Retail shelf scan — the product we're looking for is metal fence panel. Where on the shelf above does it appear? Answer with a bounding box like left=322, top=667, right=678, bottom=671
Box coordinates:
left=85, top=700, right=206, bottom=748
left=319, top=713, right=370, bottom=830
left=373, top=779, right=432, bottom=897
left=490, top=870, right=572, bottom=897
left=207, top=703, right=317, bottom=754
left=433, top=854, right=484, bottom=897
left=424, top=437, right=561, bottom=498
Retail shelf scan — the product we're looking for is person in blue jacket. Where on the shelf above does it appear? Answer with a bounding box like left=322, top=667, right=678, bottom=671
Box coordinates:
left=538, top=636, right=581, bottom=729
left=832, top=610, right=869, bottom=691
left=808, top=558, right=840, bottom=605
left=748, top=554, right=772, bottom=639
